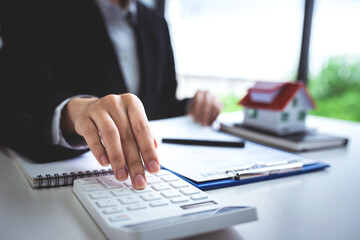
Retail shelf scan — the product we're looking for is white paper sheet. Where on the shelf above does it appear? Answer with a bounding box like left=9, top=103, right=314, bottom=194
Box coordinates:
left=150, top=116, right=315, bottom=182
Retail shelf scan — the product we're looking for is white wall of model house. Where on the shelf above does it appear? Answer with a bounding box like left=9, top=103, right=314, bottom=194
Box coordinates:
left=243, top=89, right=312, bottom=135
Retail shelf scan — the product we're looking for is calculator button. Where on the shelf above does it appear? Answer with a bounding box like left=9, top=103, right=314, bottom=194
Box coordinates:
left=78, top=178, right=99, bottom=185
left=118, top=196, right=140, bottom=205
left=83, top=183, right=105, bottom=192
left=170, top=181, right=189, bottom=189
left=127, top=203, right=147, bottom=211
left=190, top=193, right=209, bottom=201
left=171, top=196, right=189, bottom=204
left=123, top=180, right=132, bottom=187
left=160, top=190, right=181, bottom=198
left=149, top=200, right=169, bottom=207
left=98, top=176, right=124, bottom=189
left=111, top=188, right=133, bottom=196
left=103, top=207, right=124, bottom=214
left=152, top=183, right=171, bottom=191
left=146, top=174, right=157, bottom=181
left=90, top=191, right=111, bottom=199
left=180, top=187, right=201, bottom=196
left=160, top=175, right=179, bottom=182
left=132, top=186, right=152, bottom=194
left=96, top=199, right=118, bottom=208
left=109, top=214, right=130, bottom=222
left=146, top=178, right=162, bottom=185
left=154, top=170, right=170, bottom=177
left=140, top=193, right=162, bottom=201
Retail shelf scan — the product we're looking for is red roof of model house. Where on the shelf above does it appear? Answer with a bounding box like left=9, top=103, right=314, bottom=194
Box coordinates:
left=239, top=81, right=316, bottom=111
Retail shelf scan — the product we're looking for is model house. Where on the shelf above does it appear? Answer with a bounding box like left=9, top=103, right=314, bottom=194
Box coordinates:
left=239, top=81, right=316, bottom=135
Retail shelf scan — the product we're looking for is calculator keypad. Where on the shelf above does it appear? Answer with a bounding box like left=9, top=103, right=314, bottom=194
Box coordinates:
left=77, top=170, right=212, bottom=223
left=74, top=169, right=257, bottom=240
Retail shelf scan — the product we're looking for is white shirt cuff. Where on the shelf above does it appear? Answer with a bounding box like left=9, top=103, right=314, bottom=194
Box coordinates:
left=51, top=95, right=95, bottom=150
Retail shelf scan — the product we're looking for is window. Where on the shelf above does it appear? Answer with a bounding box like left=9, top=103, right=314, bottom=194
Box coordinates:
left=281, top=112, right=289, bottom=122
left=307, top=0, right=360, bottom=122
left=292, top=98, right=298, bottom=107
left=247, top=108, right=257, bottom=119
left=165, top=0, right=303, bottom=99
left=310, top=0, right=360, bottom=75
left=165, top=0, right=360, bottom=122
left=298, top=111, right=306, bottom=121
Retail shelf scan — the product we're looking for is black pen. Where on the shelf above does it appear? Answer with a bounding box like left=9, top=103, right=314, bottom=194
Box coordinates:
left=162, top=138, right=245, bottom=148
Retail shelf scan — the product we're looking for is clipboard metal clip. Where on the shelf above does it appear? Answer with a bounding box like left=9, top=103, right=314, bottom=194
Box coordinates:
left=225, top=159, right=304, bottom=180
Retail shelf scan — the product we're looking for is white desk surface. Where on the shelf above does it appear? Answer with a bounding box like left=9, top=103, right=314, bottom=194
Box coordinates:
left=1, top=113, right=359, bottom=240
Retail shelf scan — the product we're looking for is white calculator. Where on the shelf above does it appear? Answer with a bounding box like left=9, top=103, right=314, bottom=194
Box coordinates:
left=73, top=170, right=257, bottom=240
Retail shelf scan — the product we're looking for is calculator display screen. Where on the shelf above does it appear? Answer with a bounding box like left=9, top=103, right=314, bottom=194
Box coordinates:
left=180, top=201, right=217, bottom=210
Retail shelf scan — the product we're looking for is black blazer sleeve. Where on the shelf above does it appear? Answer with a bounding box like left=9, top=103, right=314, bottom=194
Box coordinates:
left=0, top=1, right=86, bottom=161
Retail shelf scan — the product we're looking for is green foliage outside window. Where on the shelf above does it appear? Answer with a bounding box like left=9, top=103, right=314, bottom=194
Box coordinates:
left=219, top=56, right=360, bottom=123
left=308, top=56, right=360, bottom=122
left=219, top=94, right=243, bottom=113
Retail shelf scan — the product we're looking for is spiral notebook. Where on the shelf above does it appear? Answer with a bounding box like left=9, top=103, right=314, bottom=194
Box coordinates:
left=7, top=148, right=113, bottom=188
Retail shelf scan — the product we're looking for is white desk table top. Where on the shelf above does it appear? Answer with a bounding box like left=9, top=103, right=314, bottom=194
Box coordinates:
left=1, top=113, right=359, bottom=240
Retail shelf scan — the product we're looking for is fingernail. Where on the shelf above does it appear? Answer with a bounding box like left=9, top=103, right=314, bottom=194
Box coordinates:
left=117, top=168, right=128, bottom=180
left=148, top=160, right=160, bottom=173
left=153, top=139, right=158, bottom=149
left=100, top=155, right=109, bottom=166
left=134, top=175, right=146, bottom=189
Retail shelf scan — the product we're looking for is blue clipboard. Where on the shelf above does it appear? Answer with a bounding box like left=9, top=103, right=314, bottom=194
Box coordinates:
left=162, top=162, right=329, bottom=191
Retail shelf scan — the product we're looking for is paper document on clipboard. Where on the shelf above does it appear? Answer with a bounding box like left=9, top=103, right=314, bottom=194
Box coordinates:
left=157, top=141, right=314, bottom=182
left=150, top=116, right=315, bottom=183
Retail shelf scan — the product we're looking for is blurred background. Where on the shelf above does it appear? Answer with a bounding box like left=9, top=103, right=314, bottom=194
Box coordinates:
left=162, top=0, right=360, bottom=121
left=1, top=0, right=359, bottom=121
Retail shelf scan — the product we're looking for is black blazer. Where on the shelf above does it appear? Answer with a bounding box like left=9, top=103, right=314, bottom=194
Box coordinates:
left=0, top=0, right=189, bottom=161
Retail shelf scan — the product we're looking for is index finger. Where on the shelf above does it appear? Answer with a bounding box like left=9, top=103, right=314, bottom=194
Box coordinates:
left=127, top=101, right=160, bottom=174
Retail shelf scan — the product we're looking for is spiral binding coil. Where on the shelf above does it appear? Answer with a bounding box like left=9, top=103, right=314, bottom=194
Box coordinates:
left=35, top=169, right=113, bottom=188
